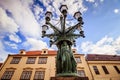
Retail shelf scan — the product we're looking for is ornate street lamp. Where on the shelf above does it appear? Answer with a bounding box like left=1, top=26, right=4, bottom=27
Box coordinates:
left=42, top=5, right=85, bottom=77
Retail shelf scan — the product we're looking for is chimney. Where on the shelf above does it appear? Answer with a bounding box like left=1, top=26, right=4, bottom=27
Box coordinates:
left=19, top=49, right=26, bottom=54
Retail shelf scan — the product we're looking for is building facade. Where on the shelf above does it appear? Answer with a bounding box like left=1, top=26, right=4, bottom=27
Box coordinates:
left=86, top=54, right=120, bottom=80
left=0, top=49, right=120, bottom=80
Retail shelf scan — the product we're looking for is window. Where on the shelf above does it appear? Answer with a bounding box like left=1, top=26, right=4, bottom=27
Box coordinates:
left=93, top=66, right=100, bottom=74
left=34, top=71, right=45, bottom=80
left=1, top=71, right=14, bottom=80
left=20, top=71, right=32, bottom=80
left=20, top=51, right=23, bottom=54
left=26, top=57, right=36, bottom=64
left=75, top=57, right=81, bottom=63
left=114, top=66, right=120, bottom=74
left=73, top=51, right=75, bottom=54
left=38, top=57, right=47, bottom=64
left=77, top=70, right=86, bottom=77
left=10, top=57, right=21, bottom=64
left=102, top=66, right=109, bottom=74
left=43, top=51, right=46, bottom=53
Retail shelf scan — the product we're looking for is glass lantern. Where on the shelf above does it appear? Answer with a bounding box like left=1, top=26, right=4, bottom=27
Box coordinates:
left=74, top=11, right=82, bottom=21
left=42, top=25, right=48, bottom=33
left=60, top=5, right=68, bottom=16
left=45, top=11, right=52, bottom=21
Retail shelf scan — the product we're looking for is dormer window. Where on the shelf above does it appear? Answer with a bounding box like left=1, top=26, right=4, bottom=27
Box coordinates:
left=20, top=51, right=23, bottom=54
left=19, top=49, right=26, bottom=54
left=42, top=49, right=48, bottom=54
left=72, top=49, right=76, bottom=54
left=73, top=51, right=75, bottom=53
left=44, top=51, right=46, bottom=53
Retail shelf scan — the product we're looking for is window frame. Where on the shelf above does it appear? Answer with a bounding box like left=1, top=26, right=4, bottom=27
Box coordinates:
left=77, top=70, right=86, bottom=77
left=10, top=57, right=21, bottom=64
left=75, top=57, right=81, bottom=63
left=38, top=57, right=47, bottom=64
left=1, top=70, right=14, bottom=80
left=20, top=71, right=32, bottom=80
left=34, top=71, right=45, bottom=80
left=114, top=66, right=120, bottom=74
left=102, top=66, right=109, bottom=74
left=93, top=66, right=100, bottom=75
left=26, top=57, right=36, bottom=64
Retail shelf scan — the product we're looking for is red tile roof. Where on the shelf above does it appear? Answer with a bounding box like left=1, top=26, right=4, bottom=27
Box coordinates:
left=26, top=50, right=57, bottom=55
left=47, top=50, right=57, bottom=54
left=13, top=50, right=57, bottom=56
left=86, top=54, right=120, bottom=61
left=26, top=51, right=42, bottom=55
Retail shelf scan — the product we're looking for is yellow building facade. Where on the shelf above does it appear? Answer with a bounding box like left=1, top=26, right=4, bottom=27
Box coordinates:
left=0, top=49, right=120, bottom=80
left=86, top=54, right=120, bottom=80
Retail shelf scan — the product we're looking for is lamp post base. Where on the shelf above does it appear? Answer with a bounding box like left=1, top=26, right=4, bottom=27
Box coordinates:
left=50, top=76, right=89, bottom=80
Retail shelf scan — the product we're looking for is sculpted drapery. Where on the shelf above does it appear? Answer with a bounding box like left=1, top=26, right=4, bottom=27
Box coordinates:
left=56, top=41, right=77, bottom=75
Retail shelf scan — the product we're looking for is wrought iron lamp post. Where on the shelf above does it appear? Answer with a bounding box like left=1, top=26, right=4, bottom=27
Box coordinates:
left=42, top=5, right=85, bottom=77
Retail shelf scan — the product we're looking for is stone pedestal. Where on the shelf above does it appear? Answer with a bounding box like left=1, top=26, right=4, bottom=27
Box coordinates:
left=50, top=77, right=89, bottom=80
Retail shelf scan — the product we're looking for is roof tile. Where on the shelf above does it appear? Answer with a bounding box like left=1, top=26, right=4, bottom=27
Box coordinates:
left=86, top=54, right=120, bottom=61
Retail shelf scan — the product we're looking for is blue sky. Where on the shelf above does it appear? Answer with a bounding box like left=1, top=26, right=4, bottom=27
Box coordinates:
left=0, top=0, right=120, bottom=62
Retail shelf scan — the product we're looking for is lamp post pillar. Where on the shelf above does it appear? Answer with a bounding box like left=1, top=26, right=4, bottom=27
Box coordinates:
left=42, top=5, right=85, bottom=77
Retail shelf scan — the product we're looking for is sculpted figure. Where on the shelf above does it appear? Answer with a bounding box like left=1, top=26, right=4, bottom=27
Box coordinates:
left=56, top=41, right=77, bottom=75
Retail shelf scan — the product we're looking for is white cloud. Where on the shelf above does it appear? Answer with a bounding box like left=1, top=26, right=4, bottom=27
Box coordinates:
left=9, top=34, right=21, bottom=43
left=0, top=41, right=10, bottom=62
left=4, top=41, right=18, bottom=49
left=0, top=0, right=41, bottom=39
left=33, top=5, right=43, bottom=20
left=86, top=0, right=95, bottom=3
left=114, top=9, right=119, bottom=14
left=81, top=36, right=120, bottom=55
left=0, top=7, right=19, bottom=36
left=0, top=0, right=87, bottom=39
left=23, top=38, right=48, bottom=50
left=96, top=36, right=113, bottom=46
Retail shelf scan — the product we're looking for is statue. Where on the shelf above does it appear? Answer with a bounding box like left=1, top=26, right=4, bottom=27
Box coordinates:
left=56, top=40, right=77, bottom=76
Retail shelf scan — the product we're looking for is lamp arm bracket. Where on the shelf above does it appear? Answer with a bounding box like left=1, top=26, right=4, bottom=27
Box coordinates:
left=43, top=33, right=60, bottom=38
left=46, top=22, right=61, bottom=34
left=66, top=23, right=81, bottom=34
